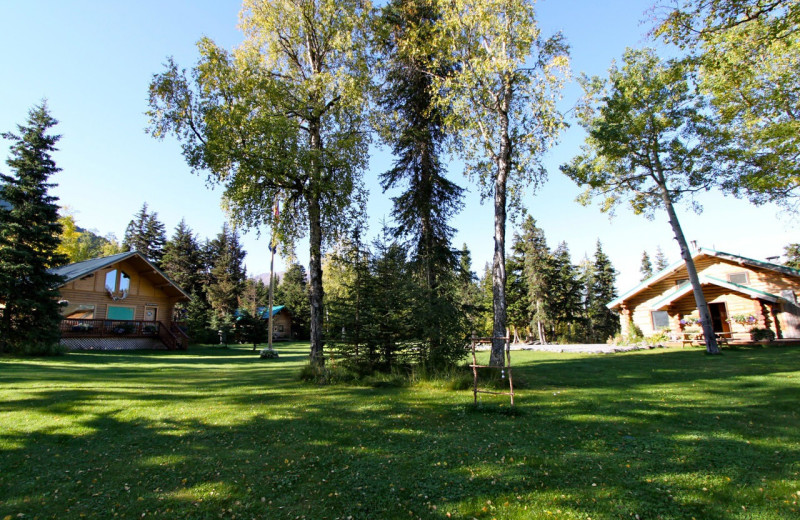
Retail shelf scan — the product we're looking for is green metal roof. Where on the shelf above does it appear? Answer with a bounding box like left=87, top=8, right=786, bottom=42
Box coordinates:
left=608, top=246, right=800, bottom=309
left=649, top=275, right=783, bottom=310
left=49, top=251, right=138, bottom=284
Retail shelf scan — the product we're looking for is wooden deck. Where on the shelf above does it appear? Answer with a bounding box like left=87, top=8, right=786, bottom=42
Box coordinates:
left=59, top=319, right=188, bottom=350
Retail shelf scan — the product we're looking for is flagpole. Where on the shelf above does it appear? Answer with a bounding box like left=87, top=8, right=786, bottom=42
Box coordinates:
left=267, top=240, right=275, bottom=351
left=266, top=193, right=280, bottom=351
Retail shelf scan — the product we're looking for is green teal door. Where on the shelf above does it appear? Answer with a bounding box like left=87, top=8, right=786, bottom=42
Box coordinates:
left=107, top=306, right=135, bottom=320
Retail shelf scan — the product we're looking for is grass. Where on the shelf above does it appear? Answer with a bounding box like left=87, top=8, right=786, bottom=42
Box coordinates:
left=1, top=343, right=799, bottom=519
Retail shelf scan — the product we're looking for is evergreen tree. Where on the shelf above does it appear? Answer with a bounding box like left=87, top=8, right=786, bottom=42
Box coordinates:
left=456, top=243, right=483, bottom=328
left=654, top=246, right=669, bottom=271
left=640, top=251, right=654, bottom=281
left=369, top=229, right=415, bottom=370
left=785, top=243, right=800, bottom=269
left=549, top=242, right=586, bottom=343
left=519, top=217, right=553, bottom=344
left=587, top=241, right=619, bottom=342
left=161, top=219, right=203, bottom=296
left=324, top=228, right=372, bottom=364
left=0, top=104, right=67, bottom=354
left=278, top=264, right=310, bottom=340
left=506, top=234, right=530, bottom=343
left=123, top=203, right=167, bottom=265
left=375, top=0, right=465, bottom=368
left=206, top=224, right=247, bottom=331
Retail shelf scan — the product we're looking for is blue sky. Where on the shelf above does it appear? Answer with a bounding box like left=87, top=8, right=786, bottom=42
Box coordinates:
left=1, top=0, right=794, bottom=291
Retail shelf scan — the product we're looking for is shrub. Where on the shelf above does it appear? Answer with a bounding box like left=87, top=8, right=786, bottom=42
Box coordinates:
left=259, top=348, right=279, bottom=359
left=750, top=328, right=775, bottom=342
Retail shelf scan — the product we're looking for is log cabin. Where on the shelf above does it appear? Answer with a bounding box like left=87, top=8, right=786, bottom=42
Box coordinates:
left=608, top=246, right=800, bottom=341
left=50, top=251, right=190, bottom=350
left=257, top=305, right=292, bottom=340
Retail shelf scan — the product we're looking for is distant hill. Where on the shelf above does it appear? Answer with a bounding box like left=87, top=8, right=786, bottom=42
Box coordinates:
left=252, top=271, right=284, bottom=285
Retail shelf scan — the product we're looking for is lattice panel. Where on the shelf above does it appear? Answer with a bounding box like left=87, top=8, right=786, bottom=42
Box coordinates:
left=61, top=337, right=166, bottom=351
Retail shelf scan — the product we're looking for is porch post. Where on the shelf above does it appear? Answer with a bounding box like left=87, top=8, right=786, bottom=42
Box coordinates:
left=620, top=304, right=631, bottom=337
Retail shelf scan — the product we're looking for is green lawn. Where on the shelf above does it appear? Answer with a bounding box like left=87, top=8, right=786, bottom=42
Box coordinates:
left=1, top=343, right=799, bottom=519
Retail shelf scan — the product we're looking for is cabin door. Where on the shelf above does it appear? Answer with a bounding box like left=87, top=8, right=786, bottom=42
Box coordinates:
left=145, top=305, right=158, bottom=322
left=780, top=301, right=800, bottom=338
left=708, top=303, right=730, bottom=333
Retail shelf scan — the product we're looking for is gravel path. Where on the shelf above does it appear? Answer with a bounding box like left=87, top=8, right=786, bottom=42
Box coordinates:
left=474, top=342, right=665, bottom=354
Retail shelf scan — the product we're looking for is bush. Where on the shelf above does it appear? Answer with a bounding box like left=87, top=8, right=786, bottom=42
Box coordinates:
left=750, top=328, right=775, bottom=342
left=259, top=347, right=279, bottom=359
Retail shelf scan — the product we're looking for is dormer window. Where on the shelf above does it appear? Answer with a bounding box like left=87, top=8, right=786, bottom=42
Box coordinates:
left=105, top=269, right=131, bottom=299
left=727, top=272, right=749, bottom=285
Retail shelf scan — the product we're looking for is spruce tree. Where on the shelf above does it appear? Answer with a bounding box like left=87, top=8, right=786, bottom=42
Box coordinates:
left=654, top=246, right=669, bottom=272
left=375, top=0, right=466, bottom=368
left=549, top=242, right=586, bottom=343
left=506, top=234, right=530, bottom=343
left=640, top=251, right=654, bottom=281
left=205, top=224, right=247, bottom=331
left=123, top=203, right=166, bottom=265
left=0, top=104, right=67, bottom=354
left=279, top=263, right=311, bottom=340
left=518, top=217, right=552, bottom=344
left=587, top=240, right=619, bottom=342
left=161, top=219, right=202, bottom=296
left=785, top=243, right=800, bottom=269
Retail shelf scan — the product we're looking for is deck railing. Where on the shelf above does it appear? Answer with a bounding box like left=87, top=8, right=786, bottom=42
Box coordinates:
left=59, top=319, right=188, bottom=349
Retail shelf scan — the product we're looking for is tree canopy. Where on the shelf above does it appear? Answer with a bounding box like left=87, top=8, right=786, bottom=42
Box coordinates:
left=654, top=0, right=800, bottom=211
left=561, top=48, right=721, bottom=354
left=148, top=0, right=373, bottom=364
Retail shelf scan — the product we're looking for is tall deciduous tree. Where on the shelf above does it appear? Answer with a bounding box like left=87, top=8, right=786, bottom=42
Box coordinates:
left=561, top=48, right=721, bottom=354
left=148, top=0, right=372, bottom=365
left=654, top=0, right=800, bottom=210
left=433, top=0, right=570, bottom=365
left=0, top=104, right=66, bottom=354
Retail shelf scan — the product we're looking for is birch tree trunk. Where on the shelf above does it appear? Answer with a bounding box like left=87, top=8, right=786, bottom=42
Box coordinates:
left=658, top=185, right=720, bottom=354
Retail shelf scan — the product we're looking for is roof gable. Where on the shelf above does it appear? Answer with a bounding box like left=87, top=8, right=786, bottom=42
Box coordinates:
left=49, top=251, right=190, bottom=300
left=608, top=246, right=800, bottom=309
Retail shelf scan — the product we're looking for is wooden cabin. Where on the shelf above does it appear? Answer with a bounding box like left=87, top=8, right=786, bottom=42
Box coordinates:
left=608, top=247, right=800, bottom=341
left=50, top=251, right=190, bottom=350
left=257, top=305, right=293, bottom=340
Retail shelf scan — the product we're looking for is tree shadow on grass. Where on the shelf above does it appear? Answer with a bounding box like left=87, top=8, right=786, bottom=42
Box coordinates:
left=1, top=345, right=798, bottom=519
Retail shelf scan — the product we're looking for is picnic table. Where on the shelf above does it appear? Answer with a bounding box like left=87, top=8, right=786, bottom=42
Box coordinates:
left=680, top=331, right=731, bottom=348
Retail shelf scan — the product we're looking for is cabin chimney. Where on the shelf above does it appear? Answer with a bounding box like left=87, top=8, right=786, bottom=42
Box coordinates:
left=689, top=240, right=698, bottom=250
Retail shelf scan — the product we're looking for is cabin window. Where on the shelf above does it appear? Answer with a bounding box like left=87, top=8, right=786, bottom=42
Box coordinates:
left=105, top=269, right=131, bottom=295
left=727, top=272, right=749, bottom=285
left=62, top=303, right=95, bottom=319
left=107, top=306, right=135, bottom=321
left=651, top=311, right=670, bottom=330
left=675, top=279, right=689, bottom=286
left=277, top=324, right=285, bottom=332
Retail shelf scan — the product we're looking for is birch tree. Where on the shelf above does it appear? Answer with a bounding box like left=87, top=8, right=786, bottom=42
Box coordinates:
left=148, top=0, right=372, bottom=365
left=433, top=0, right=569, bottom=366
left=654, top=0, right=800, bottom=210
left=561, top=48, right=722, bottom=354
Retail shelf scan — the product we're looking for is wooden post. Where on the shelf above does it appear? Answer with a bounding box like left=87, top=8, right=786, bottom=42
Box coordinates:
left=471, top=333, right=479, bottom=405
